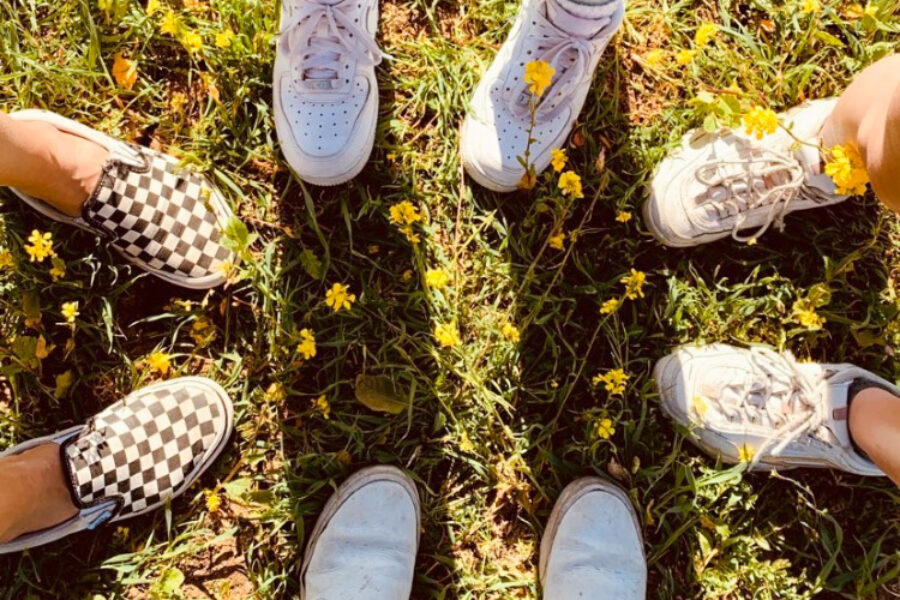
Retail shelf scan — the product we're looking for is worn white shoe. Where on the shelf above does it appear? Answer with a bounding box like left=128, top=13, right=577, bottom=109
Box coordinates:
left=654, top=344, right=890, bottom=476
left=274, top=0, right=384, bottom=186
left=644, top=99, right=848, bottom=247
left=540, top=478, right=647, bottom=600
left=300, top=466, right=420, bottom=600
left=461, top=0, right=625, bottom=192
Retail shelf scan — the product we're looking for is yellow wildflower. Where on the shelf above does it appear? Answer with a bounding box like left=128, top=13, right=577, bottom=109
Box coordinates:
left=315, top=395, right=331, bottom=420
left=205, top=490, right=222, bottom=513
left=550, top=148, right=568, bottom=172
left=501, top=322, right=520, bottom=343
left=596, top=418, right=616, bottom=440
left=425, top=268, right=451, bottom=289
left=325, top=282, right=356, bottom=312
left=160, top=9, right=180, bottom=35
left=549, top=230, right=566, bottom=250
left=523, top=60, right=555, bottom=96
left=824, top=143, right=869, bottom=196
left=644, top=49, right=666, bottom=68
left=49, top=257, right=66, bottom=281
left=145, top=351, right=172, bottom=375
left=215, top=29, right=235, bottom=48
left=389, top=201, right=425, bottom=244
left=191, top=317, right=216, bottom=347
left=594, top=368, right=629, bottom=395
left=112, top=52, right=138, bottom=90
left=737, top=444, right=755, bottom=462
left=434, top=322, right=461, bottom=348
left=0, top=248, right=13, bottom=269
left=558, top=171, right=583, bottom=199
left=599, top=298, right=621, bottom=314
left=692, top=395, right=709, bottom=418
left=743, top=106, right=779, bottom=140
left=695, top=23, right=719, bottom=48
left=297, top=328, right=317, bottom=359
left=792, top=300, right=825, bottom=330
left=800, top=0, right=822, bottom=14
left=675, top=49, right=697, bottom=65
left=61, top=301, right=79, bottom=325
left=616, top=211, right=632, bottom=223
left=620, top=268, right=647, bottom=300
left=180, top=30, right=203, bottom=53
left=25, top=230, right=55, bottom=263
left=146, top=0, right=162, bottom=14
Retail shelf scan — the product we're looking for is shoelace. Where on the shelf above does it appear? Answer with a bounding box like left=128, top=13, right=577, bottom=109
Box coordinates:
left=280, top=0, right=384, bottom=87
left=710, top=347, right=828, bottom=468
left=506, top=6, right=616, bottom=120
left=694, top=146, right=831, bottom=242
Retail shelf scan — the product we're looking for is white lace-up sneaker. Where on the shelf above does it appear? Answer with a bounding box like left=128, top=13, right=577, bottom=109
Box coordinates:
left=540, top=478, right=647, bottom=600
left=644, top=99, right=849, bottom=247
left=300, top=466, right=420, bottom=600
left=461, top=0, right=625, bottom=192
left=654, top=344, right=891, bottom=476
left=274, top=0, right=384, bottom=186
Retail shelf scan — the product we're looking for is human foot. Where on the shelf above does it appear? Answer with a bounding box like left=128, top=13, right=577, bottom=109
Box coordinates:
left=2, top=117, right=108, bottom=218
left=6, top=110, right=237, bottom=290
left=0, top=443, right=78, bottom=544
left=644, top=98, right=848, bottom=247
left=300, top=466, right=419, bottom=599
left=653, top=343, right=890, bottom=476
left=461, top=0, right=625, bottom=192
left=0, top=376, right=233, bottom=554
left=273, top=0, right=384, bottom=186
left=540, top=477, right=647, bottom=600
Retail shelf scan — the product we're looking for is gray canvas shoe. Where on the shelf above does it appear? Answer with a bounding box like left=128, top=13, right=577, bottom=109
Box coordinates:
left=540, top=477, right=647, bottom=600
left=0, top=377, right=233, bottom=554
left=654, top=343, right=888, bottom=476
left=300, top=466, right=420, bottom=600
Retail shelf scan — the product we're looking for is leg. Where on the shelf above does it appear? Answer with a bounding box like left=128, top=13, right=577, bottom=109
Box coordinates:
left=849, top=388, right=900, bottom=485
left=0, top=112, right=108, bottom=217
left=0, top=443, right=78, bottom=543
left=821, top=55, right=900, bottom=212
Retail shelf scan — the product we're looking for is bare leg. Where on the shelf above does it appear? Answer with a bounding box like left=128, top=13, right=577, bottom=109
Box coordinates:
left=849, top=388, right=900, bottom=486
left=0, top=443, right=78, bottom=543
left=821, top=55, right=900, bottom=212
left=0, top=112, right=109, bottom=217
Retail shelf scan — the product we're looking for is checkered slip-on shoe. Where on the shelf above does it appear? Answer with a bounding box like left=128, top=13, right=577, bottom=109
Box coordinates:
left=6, top=110, right=236, bottom=290
left=0, top=376, right=233, bottom=554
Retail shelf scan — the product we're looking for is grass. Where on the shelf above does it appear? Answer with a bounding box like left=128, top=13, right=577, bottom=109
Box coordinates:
left=1, top=0, right=899, bottom=598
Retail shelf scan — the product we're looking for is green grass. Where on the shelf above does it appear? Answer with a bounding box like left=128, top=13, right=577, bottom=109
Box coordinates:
left=1, top=0, right=899, bottom=598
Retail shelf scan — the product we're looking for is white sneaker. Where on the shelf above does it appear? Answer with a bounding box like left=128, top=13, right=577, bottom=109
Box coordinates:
left=300, top=466, right=420, bottom=600
left=460, top=0, right=625, bottom=192
left=274, top=0, right=384, bottom=186
left=644, top=99, right=848, bottom=247
left=540, top=478, right=647, bottom=600
left=654, top=344, right=891, bottom=476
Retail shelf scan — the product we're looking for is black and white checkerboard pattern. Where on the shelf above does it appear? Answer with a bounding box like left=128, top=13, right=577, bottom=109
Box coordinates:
left=65, top=384, right=225, bottom=516
left=83, top=146, right=232, bottom=279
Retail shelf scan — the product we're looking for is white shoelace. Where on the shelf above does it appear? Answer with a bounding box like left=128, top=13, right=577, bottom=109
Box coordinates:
left=280, top=0, right=384, bottom=87
left=694, top=146, right=831, bottom=242
left=506, top=7, right=616, bottom=120
left=709, top=347, right=828, bottom=467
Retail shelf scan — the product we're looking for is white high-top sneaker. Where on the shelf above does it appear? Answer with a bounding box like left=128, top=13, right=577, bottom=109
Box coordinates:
left=540, top=478, right=647, bottom=600
left=274, top=0, right=384, bottom=186
left=460, top=0, right=625, bottom=192
left=300, top=466, right=420, bottom=600
left=654, top=344, right=891, bottom=476
left=644, top=99, right=849, bottom=247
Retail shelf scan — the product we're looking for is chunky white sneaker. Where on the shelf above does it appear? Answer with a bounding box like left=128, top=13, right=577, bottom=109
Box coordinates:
left=274, top=0, right=384, bottom=186
left=654, top=344, right=891, bottom=476
left=644, top=99, right=848, bottom=247
left=300, top=466, right=420, bottom=600
left=460, top=0, right=625, bottom=192
left=540, top=478, right=647, bottom=600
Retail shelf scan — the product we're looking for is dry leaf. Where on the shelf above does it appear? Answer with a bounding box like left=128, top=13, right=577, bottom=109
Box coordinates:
left=112, top=52, right=138, bottom=90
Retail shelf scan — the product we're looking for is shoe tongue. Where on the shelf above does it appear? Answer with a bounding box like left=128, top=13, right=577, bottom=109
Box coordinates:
left=545, top=0, right=616, bottom=38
